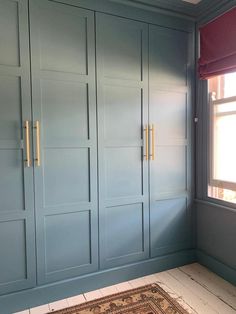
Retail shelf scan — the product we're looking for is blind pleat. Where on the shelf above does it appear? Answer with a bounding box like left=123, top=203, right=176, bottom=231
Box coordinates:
left=199, top=7, right=236, bottom=79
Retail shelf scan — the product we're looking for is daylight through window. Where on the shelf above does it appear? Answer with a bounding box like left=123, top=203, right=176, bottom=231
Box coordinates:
left=208, top=72, right=236, bottom=203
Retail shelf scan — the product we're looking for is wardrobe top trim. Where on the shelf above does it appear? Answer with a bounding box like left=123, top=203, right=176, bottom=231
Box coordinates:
left=47, top=0, right=195, bottom=32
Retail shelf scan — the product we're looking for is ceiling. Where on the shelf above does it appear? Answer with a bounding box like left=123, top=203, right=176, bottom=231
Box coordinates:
left=110, top=0, right=231, bottom=21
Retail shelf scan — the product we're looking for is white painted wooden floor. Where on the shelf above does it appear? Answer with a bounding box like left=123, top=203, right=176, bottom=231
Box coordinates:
left=15, top=263, right=236, bottom=314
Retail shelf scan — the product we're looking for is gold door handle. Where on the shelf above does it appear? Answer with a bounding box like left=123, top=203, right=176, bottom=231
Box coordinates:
left=24, top=120, right=31, bottom=167
left=34, top=120, right=41, bottom=167
left=144, top=125, right=149, bottom=160
left=150, top=124, right=155, bottom=160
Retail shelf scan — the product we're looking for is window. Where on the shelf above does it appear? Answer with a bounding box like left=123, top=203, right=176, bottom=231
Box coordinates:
left=208, top=72, right=236, bottom=203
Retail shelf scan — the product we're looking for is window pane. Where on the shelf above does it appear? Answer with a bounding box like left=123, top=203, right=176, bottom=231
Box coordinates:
left=208, top=72, right=236, bottom=203
left=224, top=72, right=236, bottom=98
left=213, top=109, right=236, bottom=182
left=216, top=101, right=236, bottom=113
left=208, top=185, right=236, bottom=203
left=209, top=72, right=236, bottom=99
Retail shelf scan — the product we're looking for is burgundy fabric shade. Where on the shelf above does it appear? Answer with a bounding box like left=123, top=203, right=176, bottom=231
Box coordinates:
left=198, top=7, right=236, bottom=79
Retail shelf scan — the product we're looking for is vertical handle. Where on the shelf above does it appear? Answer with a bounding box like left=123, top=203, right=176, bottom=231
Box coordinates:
left=150, top=124, right=155, bottom=161
left=34, top=120, right=41, bottom=167
left=144, top=125, right=149, bottom=160
left=24, top=120, right=31, bottom=167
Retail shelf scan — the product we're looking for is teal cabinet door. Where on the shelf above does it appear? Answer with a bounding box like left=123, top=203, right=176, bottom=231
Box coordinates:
left=96, top=13, right=149, bottom=269
left=149, top=25, right=192, bottom=257
left=30, top=0, right=98, bottom=284
left=0, top=0, right=36, bottom=294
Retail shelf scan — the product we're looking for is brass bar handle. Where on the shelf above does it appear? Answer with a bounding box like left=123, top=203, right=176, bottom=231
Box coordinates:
left=34, top=120, right=41, bottom=167
left=24, top=120, right=31, bottom=167
left=144, top=125, right=149, bottom=160
left=150, top=124, right=155, bottom=161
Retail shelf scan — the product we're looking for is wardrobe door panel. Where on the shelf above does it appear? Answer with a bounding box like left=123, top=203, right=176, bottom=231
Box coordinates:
left=150, top=90, right=187, bottom=140
left=0, top=0, right=36, bottom=295
left=41, top=80, right=89, bottom=145
left=43, top=148, right=90, bottom=205
left=150, top=198, right=189, bottom=256
left=44, top=211, right=91, bottom=279
left=0, top=0, right=20, bottom=66
left=105, top=147, right=143, bottom=199
left=104, top=85, right=142, bottom=142
left=97, top=13, right=149, bottom=269
left=149, top=26, right=187, bottom=87
left=152, top=146, right=187, bottom=196
left=39, top=9, right=87, bottom=74
left=100, top=23, right=142, bottom=81
left=105, top=203, right=145, bottom=262
left=149, top=25, right=192, bottom=257
left=0, top=220, right=27, bottom=284
left=0, top=76, right=21, bottom=145
left=0, top=150, right=25, bottom=211
left=30, top=0, right=98, bottom=284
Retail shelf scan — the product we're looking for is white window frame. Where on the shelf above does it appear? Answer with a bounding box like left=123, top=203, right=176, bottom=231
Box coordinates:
left=209, top=94, right=236, bottom=192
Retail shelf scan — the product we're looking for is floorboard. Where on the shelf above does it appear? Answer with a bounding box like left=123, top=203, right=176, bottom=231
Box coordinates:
left=168, top=268, right=235, bottom=314
left=155, top=270, right=217, bottom=313
left=13, top=263, right=236, bottom=314
left=180, top=263, right=236, bottom=310
left=29, top=304, right=50, bottom=314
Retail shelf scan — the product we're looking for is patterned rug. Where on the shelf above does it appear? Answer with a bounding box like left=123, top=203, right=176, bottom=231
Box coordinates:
left=49, top=283, right=189, bottom=314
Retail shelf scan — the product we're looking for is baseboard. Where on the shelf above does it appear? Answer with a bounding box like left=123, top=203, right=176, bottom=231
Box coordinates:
left=0, top=249, right=196, bottom=314
left=4, top=249, right=236, bottom=314
left=196, top=249, right=236, bottom=286
left=5, top=248, right=235, bottom=314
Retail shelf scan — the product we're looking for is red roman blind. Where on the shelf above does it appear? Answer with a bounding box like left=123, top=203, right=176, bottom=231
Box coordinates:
left=198, top=7, right=236, bottom=79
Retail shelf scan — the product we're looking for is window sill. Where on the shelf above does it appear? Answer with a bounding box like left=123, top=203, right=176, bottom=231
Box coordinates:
left=194, top=198, right=236, bottom=213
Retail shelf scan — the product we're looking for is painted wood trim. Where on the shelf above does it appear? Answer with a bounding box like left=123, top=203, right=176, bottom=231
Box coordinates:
left=197, top=0, right=236, bottom=25
left=195, top=199, right=236, bottom=214
left=50, top=0, right=195, bottom=32
left=105, top=0, right=196, bottom=20
left=51, top=0, right=236, bottom=27
left=195, top=76, right=208, bottom=200
left=0, top=250, right=196, bottom=314
left=51, top=0, right=236, bottom=24
left=112, top=0, right=236, bottom=24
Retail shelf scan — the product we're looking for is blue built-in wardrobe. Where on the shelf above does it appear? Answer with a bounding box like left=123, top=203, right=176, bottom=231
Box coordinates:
left=0, top=0, right=195, bottom=312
